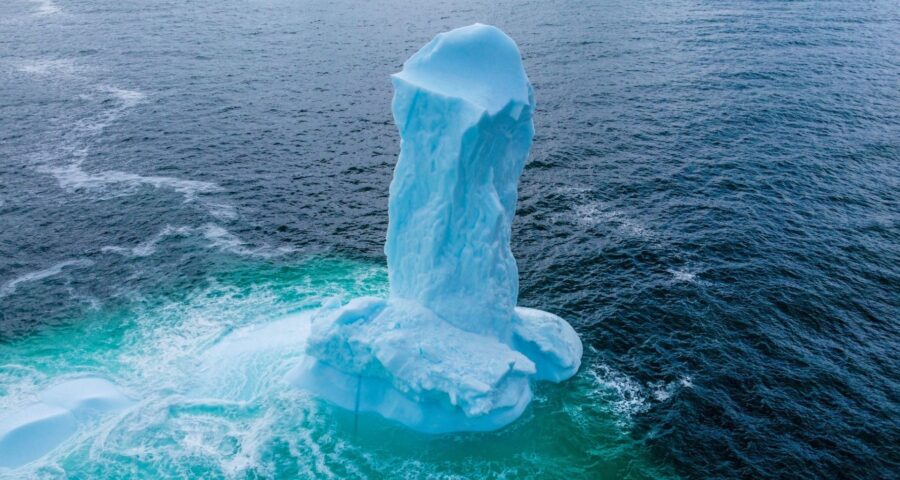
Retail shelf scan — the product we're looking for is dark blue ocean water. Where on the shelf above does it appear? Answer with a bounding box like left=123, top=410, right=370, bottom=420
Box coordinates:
left=1, top=0, right=898, bottom=478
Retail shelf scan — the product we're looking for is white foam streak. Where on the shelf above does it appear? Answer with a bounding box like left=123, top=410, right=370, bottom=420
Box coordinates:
left=102, top=224, right=294, bottom=259
left=39, top=161, right=236, bottom=217
left=204, top=202, right=239, bottom=221
left=41, top=162, right=221, bottom=202
left=200, top=225, right=295, bottom=258
left=28, top=81, right=239, bottom=219
left=16, top=58, right=76, bottom=76
left=101, top=226, right=194, bottom=257
left=552, top=187, right=655, bottom=240
left=0, top=259, right=94, bottom=299
left=570, top=201, right=653, bottom=238
left=18, top=58, right=239, bottom=220
left=97, top=85, right=146, bottom=108
left=667, top=268, right=710, bottom=286
left=650, top=377, right=693, bottom=402
left=668, top=268, right=696, bottom=283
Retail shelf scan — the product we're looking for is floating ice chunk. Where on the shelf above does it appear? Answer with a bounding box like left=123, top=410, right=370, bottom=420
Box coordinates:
left=0, top=377, right=131, bottom=468
left=292, top=298, right=536, bottom=432
left=292, top=24, right=582, bottom=433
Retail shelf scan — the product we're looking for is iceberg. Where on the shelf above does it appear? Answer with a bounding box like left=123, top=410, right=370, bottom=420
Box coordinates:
left=290, top=24, right=582, bottom=433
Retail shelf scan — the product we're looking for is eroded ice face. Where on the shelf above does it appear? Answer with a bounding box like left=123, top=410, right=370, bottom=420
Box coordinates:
left=387, top=24, right=535, bottom=339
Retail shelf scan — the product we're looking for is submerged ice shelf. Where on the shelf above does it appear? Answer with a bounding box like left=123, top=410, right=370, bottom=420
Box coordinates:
left=291, top=24, right=583, bottom=433
left=0, top=377, right=132, bottom=468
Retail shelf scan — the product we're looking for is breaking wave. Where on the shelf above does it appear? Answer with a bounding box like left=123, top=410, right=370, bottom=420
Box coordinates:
left=588, top=363, right=692, bottom=429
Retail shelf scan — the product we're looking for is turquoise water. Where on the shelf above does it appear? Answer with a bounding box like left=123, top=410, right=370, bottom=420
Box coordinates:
left=1, top=259, right=675, bottom=478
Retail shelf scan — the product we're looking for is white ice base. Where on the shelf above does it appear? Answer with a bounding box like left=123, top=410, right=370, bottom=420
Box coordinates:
left=288, top=356, right=532, bottom=433
left=290, top=297, right=581, bottom=433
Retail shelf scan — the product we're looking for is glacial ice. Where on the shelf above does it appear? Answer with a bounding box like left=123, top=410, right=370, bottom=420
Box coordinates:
left=290, top=24, right=582, bottom=433
left=0, top=377, right=132, bottom=468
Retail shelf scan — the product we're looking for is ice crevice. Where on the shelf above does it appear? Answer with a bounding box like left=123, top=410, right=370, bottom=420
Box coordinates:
left=290, top=24, right=582, bottom=433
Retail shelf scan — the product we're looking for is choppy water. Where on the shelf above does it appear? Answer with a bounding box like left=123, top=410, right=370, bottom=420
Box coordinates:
left=1, top=0, right=898, bottom=478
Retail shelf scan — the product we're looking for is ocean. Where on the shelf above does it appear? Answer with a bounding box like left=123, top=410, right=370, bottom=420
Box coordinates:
left=1, top=0, right=898, bottom=478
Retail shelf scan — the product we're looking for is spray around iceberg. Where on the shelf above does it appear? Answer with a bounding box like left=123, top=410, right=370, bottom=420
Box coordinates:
left=290, top=24, right=583, bottom=433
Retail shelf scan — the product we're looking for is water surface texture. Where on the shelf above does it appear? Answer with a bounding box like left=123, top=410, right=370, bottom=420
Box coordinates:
left=1, top=0, right=898, bottom=478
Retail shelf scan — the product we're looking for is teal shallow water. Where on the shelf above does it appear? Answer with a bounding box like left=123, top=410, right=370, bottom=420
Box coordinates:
left=0, top=258, right=678, bottom=479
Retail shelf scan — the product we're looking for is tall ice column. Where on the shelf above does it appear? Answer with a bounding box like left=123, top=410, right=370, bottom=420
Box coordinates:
left=386, top=24, right=535, bottom=339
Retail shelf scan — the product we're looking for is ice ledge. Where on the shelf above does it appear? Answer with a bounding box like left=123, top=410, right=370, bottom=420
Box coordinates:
left=289, top=298, right=581, bottom=433
left=0, top=377, right=132, bottom=468
left=512, top=307, right=583, bottom=382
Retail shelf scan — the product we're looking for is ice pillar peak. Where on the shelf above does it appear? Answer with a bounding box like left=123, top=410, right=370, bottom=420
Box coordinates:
left=391, top=23, right=531, bottom=115
left=291, top=24, right=582, bottom=433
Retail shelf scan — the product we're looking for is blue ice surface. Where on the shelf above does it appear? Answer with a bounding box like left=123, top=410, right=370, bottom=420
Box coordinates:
left=0, top=377, right=132, bottom=468
left=291, top=24, right=583, bottom=433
